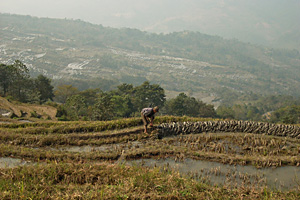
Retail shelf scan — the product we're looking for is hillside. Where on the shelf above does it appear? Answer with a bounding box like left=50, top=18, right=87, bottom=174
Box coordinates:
left=0, top=97, right=57, bottom=120
left=2, top=1, right=299, bottom=50
left=1, top=14, right=300, bottom=104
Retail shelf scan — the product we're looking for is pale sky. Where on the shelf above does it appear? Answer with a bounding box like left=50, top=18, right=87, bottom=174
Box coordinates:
left=0, top=0, right=183, bottom=27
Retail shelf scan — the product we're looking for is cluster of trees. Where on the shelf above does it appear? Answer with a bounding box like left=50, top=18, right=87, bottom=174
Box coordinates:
left=0, top=61, right=216, bottom=121
left=0, top=61, right=54, bottom=103
left=216, top=95, right=300, bottom=124
left=270, top=105, right=300, bottom=124
left=55, top=81, right=166, bottom=121
left=1, top=61, right=299, bottom=124
left=52, top=83, right=300, bottom=124
left=164, top=93, right=216, bottom=118
left=216, top=104, right=263, bottom=121
left=54, top=82, right=216, bottom=121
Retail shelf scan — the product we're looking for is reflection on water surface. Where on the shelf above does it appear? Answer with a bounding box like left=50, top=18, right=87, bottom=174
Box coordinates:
left=127, top=158, right=300, bottom=191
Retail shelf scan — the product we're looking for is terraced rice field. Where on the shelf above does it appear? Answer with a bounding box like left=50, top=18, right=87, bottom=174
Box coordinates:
left=0, top=117, right=299, bottom=199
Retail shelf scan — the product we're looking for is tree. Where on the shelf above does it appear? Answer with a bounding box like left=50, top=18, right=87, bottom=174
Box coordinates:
left=165, top=93, right=188, bottom=116
left=232, top=104, right=248, bottom=120
left=111, top=95, right=133, bottom=118
left=54, top=85, right=79, bottom=103
left=78, top=88, right=102, bottom=106
left=1, top=61, right=55, bottom=103
left=164, top=93, right=216, bottom=117
left=0, top=61, right=30, bottom=100
left=115, top=83, right=134, bottom=96
left=216, top=105, right=235, bottom=119
left=91, top=93, right=115, bottom=121
left=133, top=81, right=166, bottom=111
left=55, top=105, right=68, bottom=121
left=10, top=60, right=30, bottom=101
left=246, top=105, right=261, bottom=121
left=270, top=105, right=300, bottom=124
left=0, top=63, right=14, bottom=96
left=198, top=102, right=217, bottom=118
left=34, top=75, right=54, bottom=104
left=64, top=94, right=87, bottom=120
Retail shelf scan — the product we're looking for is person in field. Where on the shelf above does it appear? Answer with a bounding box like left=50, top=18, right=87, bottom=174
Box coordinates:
left=141, top=106, right=159, bottom=134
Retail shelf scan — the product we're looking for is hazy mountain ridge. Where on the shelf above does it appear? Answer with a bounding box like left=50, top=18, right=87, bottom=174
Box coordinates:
left=1, top=0, right=299, bottom=50
left=1, top=14, right=300, bottom=103
left=82, top=0, right=300, bottom=50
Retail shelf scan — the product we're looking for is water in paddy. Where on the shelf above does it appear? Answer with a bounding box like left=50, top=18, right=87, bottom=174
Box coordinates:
left=0, top=121, right=11, bottom=124
left=57, top=141, right=142, bottom=153
left=126, top=158, right=300, bottom=191
left=18, top=119, right=33, bottom=123
left=0, top=157, right=33, bottom=168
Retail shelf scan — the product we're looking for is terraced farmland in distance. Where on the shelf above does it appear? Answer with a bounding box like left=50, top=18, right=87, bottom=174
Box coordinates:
left=0, top=117, right=299, bottom=199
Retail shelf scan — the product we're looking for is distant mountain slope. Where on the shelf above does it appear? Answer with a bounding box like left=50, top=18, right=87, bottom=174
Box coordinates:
left=2, top=0, right=298, bottom=50
left=138, top=0, right=300, bottom=51
left=0, top=14, right=300, bottom=103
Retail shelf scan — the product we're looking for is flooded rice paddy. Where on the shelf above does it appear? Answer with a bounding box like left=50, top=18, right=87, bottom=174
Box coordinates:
left=0, top=157, right=33, bottom=168
left=1, top=155, right=298, bottom=191
left=0, top=119, right=299, bottom=194
left=127, top=158, right=300, bottom=191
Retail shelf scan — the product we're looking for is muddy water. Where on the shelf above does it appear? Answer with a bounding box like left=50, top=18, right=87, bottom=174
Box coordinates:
left=18, top=119, right=33, bottom=123
left=0, top=157, right=33, bottom=168
left=0, top=121, right=11, bottom=124
left=126, top=158, right=300, bottom=191
left=48, top=141, right=300, bottom=191
left=57, top=141, right=143, bottom=153
left=58, top=145, right=115, bottom=152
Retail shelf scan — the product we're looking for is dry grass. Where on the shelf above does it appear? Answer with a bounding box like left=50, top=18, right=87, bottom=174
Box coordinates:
left=0, top=162, right=299, bottom=199
left=0, top=97, right=57, bottom=120
left=0, top=117, right=299, bottom=199
left=1, top=120, right=299, bottom=167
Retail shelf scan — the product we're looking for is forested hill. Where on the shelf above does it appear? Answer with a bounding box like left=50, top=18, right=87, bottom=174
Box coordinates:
left=1, top=13, right=300, bottom=103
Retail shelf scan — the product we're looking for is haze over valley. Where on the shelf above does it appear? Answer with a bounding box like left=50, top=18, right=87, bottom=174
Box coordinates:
left=1, top=1, right=300, bottom=105
left=1, top=0, right=299, bottom=50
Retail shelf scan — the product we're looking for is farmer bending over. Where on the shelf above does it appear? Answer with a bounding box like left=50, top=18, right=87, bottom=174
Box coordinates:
left=141, top=106, right=159, bottom=134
